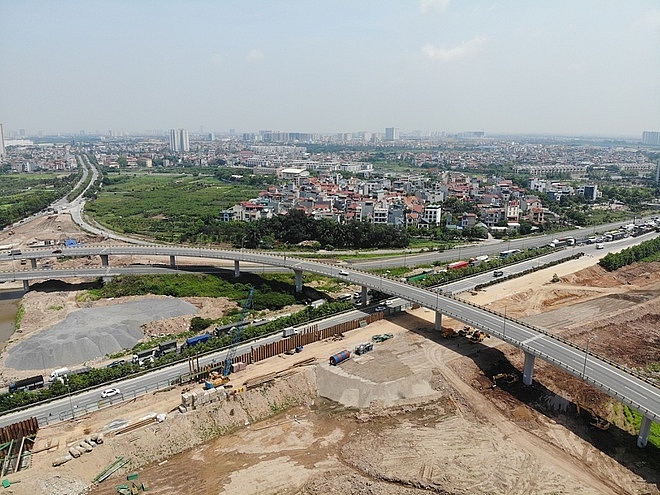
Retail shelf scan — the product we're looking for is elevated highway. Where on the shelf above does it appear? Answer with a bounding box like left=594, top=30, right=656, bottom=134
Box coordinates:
left=1, top=244, right=658, bottom=447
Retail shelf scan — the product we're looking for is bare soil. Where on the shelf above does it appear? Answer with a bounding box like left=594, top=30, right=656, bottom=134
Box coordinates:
left=1, top=216, right=659, bottom=494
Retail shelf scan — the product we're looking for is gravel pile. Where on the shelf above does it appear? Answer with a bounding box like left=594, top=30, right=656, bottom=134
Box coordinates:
left=6, top=298, right=198, bottom=370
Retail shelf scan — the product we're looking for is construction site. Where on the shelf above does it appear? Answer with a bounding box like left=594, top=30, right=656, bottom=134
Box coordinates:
left=0, top=213, right=658, bottom=494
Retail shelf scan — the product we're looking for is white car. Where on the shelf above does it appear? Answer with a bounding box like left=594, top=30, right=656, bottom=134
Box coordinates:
left=595, top=243, right=604, bottom=249
left=101, top=387, right=121, bottom=399
left=338, top=270, right=349, bottom=276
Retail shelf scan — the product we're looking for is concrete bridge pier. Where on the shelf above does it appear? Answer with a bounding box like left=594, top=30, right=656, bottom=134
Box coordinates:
left=294, top=270, right=303, bottom=293
left=361, top=286, right=368, bottom=305
left=30, top=259, right=37, bottom=269
left=22, top=280, right=29, bottom=292
left=234, top=260, right=240, bottom=278
left=435, top=311, right=442, bottom=331
left=637, top=416, right=652, bottom=448
left=169, top=255, right=176, bottom=268
left=100, top=254, right=109, bottom=267
left=522, top=352, right=535, bottom=385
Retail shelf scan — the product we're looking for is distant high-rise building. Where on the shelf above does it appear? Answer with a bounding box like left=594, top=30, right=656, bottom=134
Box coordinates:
left=169, top=128, right=190, bottom=152
left=642, top=131, right=660, bottom=146
left=385, top=127, right=399, bottom=141
left=0, top=124, right=5, bottom=156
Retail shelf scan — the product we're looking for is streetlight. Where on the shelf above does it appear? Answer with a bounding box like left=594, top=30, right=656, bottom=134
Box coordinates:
left=502, top=306, right=507, bottom=338
left=582, top=335, right=598, bottom=377
left=65, top=377, right=75, bottom=420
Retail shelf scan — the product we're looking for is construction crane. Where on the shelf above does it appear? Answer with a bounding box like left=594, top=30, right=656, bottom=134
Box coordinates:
left=223, top=287, right=255, bottom=376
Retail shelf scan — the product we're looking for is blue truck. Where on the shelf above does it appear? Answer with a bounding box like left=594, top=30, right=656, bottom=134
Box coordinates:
left=185, top=333, right=211, bottom=348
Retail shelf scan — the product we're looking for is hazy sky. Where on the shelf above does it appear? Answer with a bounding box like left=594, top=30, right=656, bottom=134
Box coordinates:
left=1, top=1, right=659, bottom=137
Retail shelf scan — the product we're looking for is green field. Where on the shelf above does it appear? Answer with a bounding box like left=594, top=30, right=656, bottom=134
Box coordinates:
left=0, top=172, right=79, bottom=228
left=84, top=173, right=261, bottom=241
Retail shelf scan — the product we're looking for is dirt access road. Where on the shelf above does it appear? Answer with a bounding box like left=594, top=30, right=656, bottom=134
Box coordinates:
left=1, top=213, right=659, bottom=494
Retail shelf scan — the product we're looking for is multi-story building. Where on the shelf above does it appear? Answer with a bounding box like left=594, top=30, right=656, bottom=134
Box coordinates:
left=169, top=129, right=189, bottom=152
left=642, top=131, right=660, bottom=146
left=385, top=127, right=399, bottom=141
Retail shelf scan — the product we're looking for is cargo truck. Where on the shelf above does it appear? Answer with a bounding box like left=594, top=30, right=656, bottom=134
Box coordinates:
left=282, top=326, right=298, bottom=338
left=9, top=375, right=44, bottom=393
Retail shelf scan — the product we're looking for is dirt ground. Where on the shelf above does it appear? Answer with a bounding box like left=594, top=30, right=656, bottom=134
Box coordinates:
left=1, top=214, right=659, bottom=494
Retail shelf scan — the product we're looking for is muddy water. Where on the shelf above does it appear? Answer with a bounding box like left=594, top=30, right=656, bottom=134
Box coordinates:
left=0, top=289, right=22, bottom=344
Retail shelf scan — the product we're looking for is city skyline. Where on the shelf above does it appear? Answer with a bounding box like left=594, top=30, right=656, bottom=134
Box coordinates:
left=1, top=1, right=659, bottom=137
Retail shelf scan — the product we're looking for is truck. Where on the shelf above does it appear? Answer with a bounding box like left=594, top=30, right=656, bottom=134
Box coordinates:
left=354, top=342, right=373, bottom=355
left=282, top=326, right=298, bottom=338
left=447, top=260, right=470, bottom=271
left=9, top=375, right=44, bottom=393
left=157, top=339, right=178, bottom=356
left=49, top=367, right=70, bottom=382
left=184, top=333, right=211, bottom=348
left=132, top=348, right=158, bottom=366
left=549, top=237, right=575, bottom=248
left=9, top=249, right=21, bottom=256
left=469, top=255, right=489, bottom=266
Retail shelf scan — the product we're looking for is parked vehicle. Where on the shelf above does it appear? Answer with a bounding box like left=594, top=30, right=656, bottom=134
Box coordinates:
left=158, top=339, right=178, bottom=356
left=447, top=260, right=470, bottom=270
left=354, top=342, right=373, bottom=355
left=132, top=348, right=158, bottom=365
left=184, top=334, right=211, bottom=348
left=9, top=375, right=44, bottom=393
left=106, top=359, right=125, bottom=368
left=549, top=237, right=575, bottom=248
left=49, top=367, right=69, bottom=382
left=374, top=306, right=387, bottom=312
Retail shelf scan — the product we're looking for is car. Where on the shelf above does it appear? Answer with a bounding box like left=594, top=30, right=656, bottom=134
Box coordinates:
left=493, top=270, right=504, bottom=277
left=595, top=243, right=604, bottom=249
left=52, top=249, right=62, bottom=254
left=101, top=387, right=121, bottom=399
left=375, top=306, right=387, bottom=312
left=385, top=299, right=395, bottom=306
left=338, top=270, right=349, bottom=276
left=106, top=359, right=125, bottom=368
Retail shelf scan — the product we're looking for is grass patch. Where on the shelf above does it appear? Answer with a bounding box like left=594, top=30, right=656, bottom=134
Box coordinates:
left=47, top=305, right=64, bottom=311
left=14, top=304, right=24, bottom=330
left=621, top=405, right=660, bottom=448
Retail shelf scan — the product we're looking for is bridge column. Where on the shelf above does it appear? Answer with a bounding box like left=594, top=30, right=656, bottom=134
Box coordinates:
left=361, top=286, right=368, bottom=305
left=30, top=259, right=37, bottom=269
left=169, top=255, right=176, bottom=268
left=100, top=254, right=109, bottom=267
left=435, top=311, right=442, bottom=331
left=234, top=260, right=240, bottom=278
left=522, top=352, right=535, bottom=385
left=637, top=416, right=652, bottom=448
left=294, top=269, right=303, bottom=293
left=22, top=280, right=29, bottom=292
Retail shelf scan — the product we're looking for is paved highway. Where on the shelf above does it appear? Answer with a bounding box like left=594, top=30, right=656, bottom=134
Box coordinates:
left=0, top=241, right=658, bottom=434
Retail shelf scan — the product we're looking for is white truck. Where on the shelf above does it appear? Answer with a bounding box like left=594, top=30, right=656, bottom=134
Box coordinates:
left=282, top=327, right=298, bottom=338
left=49, top=367, right=69, bottom=382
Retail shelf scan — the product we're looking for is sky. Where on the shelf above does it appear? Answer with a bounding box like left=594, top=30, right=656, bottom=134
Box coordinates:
left=1, top=0, right=659, bottom=137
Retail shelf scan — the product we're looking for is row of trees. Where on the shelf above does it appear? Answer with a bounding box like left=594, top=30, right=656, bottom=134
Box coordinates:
left=598, top=236, right=660, bottom=271
left=182, top=208, right=410, bottom=250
